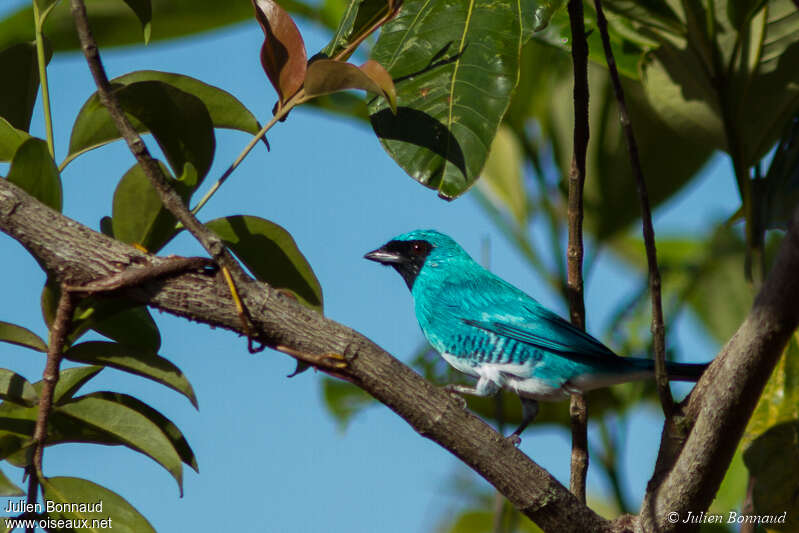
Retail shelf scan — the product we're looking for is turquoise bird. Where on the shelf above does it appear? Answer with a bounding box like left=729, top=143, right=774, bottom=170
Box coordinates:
left=365, top=230, right=707, bottom=440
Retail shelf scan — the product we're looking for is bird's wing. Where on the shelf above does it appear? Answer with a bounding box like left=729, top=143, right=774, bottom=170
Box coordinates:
left=462, top=313, right=620, bottom=367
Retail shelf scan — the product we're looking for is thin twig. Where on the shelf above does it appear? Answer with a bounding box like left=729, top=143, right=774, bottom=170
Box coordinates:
left=28, top=285, right=75, bottom=528
left=566, top=0, right=590, bottom=504
left=32, top=1, right=55, bottom=158
left=65, top=256, right=216, bottom=294
left=69, top=0, right=241, bottom=278
left=24, top=469, right=38, bottom=533
left=593, top=0, right=674, bottom=417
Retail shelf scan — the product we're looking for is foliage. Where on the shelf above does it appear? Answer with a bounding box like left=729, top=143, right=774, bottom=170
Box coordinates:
left=0, top=0, right=798, bottom=530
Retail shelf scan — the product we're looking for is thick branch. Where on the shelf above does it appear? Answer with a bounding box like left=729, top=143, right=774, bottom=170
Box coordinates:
left=0, top=178, right=610, bottom=533
left=638, top=206, right=799, bottom=531
left=566, top=0, right=590, bottom=503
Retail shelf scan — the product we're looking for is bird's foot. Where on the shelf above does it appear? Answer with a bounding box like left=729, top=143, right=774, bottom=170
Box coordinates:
left=442, top=385, right=468, bottom=409
left=505, top=433, right=522, bottom=446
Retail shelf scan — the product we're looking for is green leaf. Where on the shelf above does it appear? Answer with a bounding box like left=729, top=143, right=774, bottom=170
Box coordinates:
left=533, top=4, right=647, bottom=80
left=206, top=215, right=323, bottom=311
left=52, top=366, right=104, bottom=404
left=758, top=116, right=799, bottom=231
left=0, top=42, right=51, bottom=131
left=477, top=124, right=527, bottom=226
left=638, top=1, right=799, bottom=170
left=601, top=0, right=687, bottom=45
left=91, top=305, right=161, bottom=352
left=613, top=228, right=756, bottom=343
left=441, top=508, right=544, bottom=533
left=84, top=391, right=198, bottom=472
left=57, top=395, right=184, bottom=493
left=66, top=71, right=258, bottom=168
left=71, top=81, right=215, bottom=186
left=0, top=386, right=196, bottom=476
left=640, top=43, right=726, bottom=152
left=548, top=65, right=713, bottom=240
left=0, top=399, right=36, bottom=439
left=122, top=0, right=153, bottom=44
left=368, top=0, right=528, bottom=199
left=6, top=138, right=62, bottom=212
left=0, top=116, right=31, bottom=162
left=0, top=369, right=38, bottom=406
left=112, top=161, right=185, bottom=252
left=711, top=447, right=749, bottom=517
left=2, top=365, right=101, bottom=407
left=42, top=476, right=156, bottom=533
left=588, top=72, right=713, bottom=239
left=1, top=363, right=104, bottom=408
left=743, top=421, right=799, bottom=532
left=64, top=341, right=197, bottom=408
left=0, top=321, right=47, bottom=352
left=529, top=0, right=565, bottom=33
left=0, top=469, right=23, bottom=497
left=41, top=277, right=161, bottom=350
left=743, top=332, right=799, bottom=449
left=730, top=1, right=799, bottom=167
left=322, top=378, right=375, bottom=430
left=0, top=1, right=297, bottom=53
left=321, top=0, right=397, bottom=59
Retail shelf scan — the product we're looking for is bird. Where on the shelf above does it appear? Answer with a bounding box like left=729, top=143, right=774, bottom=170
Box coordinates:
left=364, top=229, right=708, bottom=441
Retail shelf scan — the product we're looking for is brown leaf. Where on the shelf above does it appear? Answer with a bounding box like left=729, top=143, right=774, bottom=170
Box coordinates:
left=304, top=59, right=396, bottom=114
left=359, top=59, right=397, bottom=114
left=251, top=0, right=307, bottom=105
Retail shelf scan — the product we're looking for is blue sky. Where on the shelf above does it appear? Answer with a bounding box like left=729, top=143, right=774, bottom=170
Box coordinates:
left=0, top=2, right=740, bottom=531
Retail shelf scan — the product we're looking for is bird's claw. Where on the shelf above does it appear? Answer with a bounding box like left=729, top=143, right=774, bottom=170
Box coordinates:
left=506, top=434, right=522, bottom=446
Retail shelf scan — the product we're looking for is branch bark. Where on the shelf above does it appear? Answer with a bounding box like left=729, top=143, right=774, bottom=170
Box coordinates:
left=638, top=208, right=799, bottom=531
left=591, top=0, right=674, bottom=420
left=0, top=179, right=611, bottom=533
left=566, top=0, right=590, bottom=503
left=4, top=152, right=799, bottom=533
left=68, top=0, right=243, bottom=281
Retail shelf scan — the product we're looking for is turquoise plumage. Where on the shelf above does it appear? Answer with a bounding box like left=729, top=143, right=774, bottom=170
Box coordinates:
left=365, top=229, right=707, bottom=439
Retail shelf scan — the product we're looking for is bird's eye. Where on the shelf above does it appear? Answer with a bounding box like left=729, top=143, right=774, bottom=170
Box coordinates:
left=411, top=242, right=422, bottom=254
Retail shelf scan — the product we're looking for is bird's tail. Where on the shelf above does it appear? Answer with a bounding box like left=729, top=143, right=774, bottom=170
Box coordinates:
left=626, top=357, right=708, bottom=382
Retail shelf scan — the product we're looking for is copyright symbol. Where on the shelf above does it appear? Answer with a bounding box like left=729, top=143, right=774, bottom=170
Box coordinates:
left=667, top=512, right=679, bottom=523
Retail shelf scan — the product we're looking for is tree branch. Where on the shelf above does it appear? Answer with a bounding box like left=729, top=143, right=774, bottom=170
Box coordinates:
left=0, top=178, right=611, bottom=533
left=26, top=283, right=75, bottom=533
left=68, top=0, right=243, bottom=281
left=638, top=207, right=799, bottom=531
left=592, top=0, right=674, bottom=419
left=566, top=0, right=590, bottom=503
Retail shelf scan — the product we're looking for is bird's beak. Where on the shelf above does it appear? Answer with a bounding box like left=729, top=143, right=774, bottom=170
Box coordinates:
left=364, top=247, right=403, bottom=264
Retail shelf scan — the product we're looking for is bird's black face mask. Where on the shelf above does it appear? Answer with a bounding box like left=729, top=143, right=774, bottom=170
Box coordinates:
left=364, top=239, right=434, bottom=290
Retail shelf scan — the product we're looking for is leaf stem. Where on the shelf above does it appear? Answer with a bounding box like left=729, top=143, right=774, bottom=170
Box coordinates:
left=191, top=0, right=399, bottom=219
left=33, top=0, right=56, bottom=158
left=189, top=96, right=298, bottom=217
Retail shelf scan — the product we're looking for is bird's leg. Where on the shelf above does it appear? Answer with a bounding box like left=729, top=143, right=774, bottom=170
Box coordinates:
left=507, top=398, right=539, bottom=445
left=443, top=377, right=499, bottom=408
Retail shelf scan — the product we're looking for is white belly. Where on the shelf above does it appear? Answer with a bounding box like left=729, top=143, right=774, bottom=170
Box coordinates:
left=440, top=353, right=569, bottom=401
